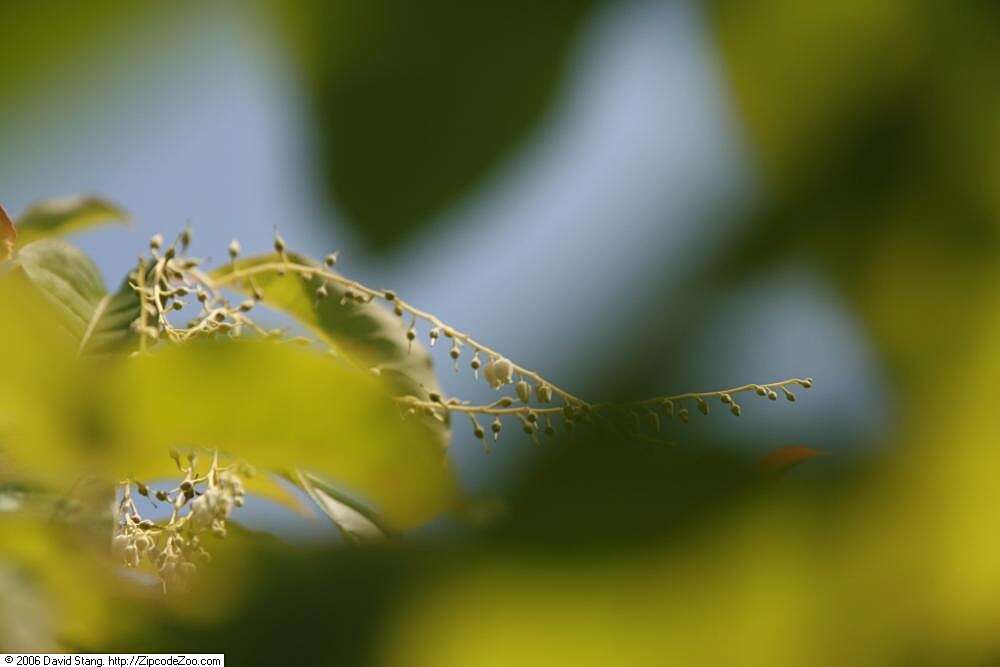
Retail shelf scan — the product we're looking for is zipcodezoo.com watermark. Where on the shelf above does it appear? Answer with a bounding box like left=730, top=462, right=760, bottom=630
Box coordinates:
left=2, top=656, right=223, bottom=667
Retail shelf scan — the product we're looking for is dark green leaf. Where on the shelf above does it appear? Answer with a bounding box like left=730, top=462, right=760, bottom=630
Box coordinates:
left=268, top=0, right=599, bottom=248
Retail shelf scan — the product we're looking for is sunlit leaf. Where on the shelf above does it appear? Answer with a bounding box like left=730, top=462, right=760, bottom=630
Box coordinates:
left=296, top=471, right=388, bottom=543
left=12, top=239, right=140, bottom=355
left=110, top=340, right=456, bottom=531
left=14, top=196, right=129, bottom=246
left=0, top=204, right=15, bottom=260
left=14, top=239, right=105, bottom=338
left=0, top=517, right=116, bottom=649
left=213, top=252, right=448, bottom=448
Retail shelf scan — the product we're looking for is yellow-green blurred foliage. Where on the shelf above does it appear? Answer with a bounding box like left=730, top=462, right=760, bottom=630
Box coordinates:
left=1, top=0, right=999, bottom=664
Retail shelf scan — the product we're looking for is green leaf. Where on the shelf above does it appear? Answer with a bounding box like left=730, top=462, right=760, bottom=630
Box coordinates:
left=213, top=252, right=449, bottom=447
left=213, top=253, right=450, bottom=529
left=266, top=0, right=599, bottom=248
left=15, top=196, right=129, bottom=246
left=0, top=286, right=457, bottom=530
left=295, top=471, right=389, bottom=543
left=111, top=340, right=457, bottom=531
left=15, top=239, right=107, bottom=339
left=13, top=239, right=140, bottom=355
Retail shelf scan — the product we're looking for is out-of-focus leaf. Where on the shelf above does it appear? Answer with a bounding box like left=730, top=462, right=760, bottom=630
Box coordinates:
left=110, top=340, right=456, bottom=531
left=242, top=473, right=312, bottom=517
left=297, top=471, right=387, bottom=543
left=265, top=0, right=599, bottom=248
left=0, top=204, right=15, bottom=260
left=13, top=239, right=140, bottom=355
left=75, top=275, right=142, bottom=356
left=699, top=1, right=1000, bottom=397
left=14, top=239, right=106, bottom=340
left=15, top=196, right=129, bottom=246
left=0, top=280, right=456, bottom=529
left=0, top=517, right=116, bottom=649
left=758, top=446, right=827, bottom=476
left=213, top=252, right=448, bottom=448
left=707, top=0, right=918, bottom=187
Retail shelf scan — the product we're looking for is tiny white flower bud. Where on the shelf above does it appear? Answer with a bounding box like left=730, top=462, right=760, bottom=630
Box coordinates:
left=125, top=544, right=140, bottom=567
left=228, top=239, right=241, bottom=260
left=516, top=380, right=531, bottom=404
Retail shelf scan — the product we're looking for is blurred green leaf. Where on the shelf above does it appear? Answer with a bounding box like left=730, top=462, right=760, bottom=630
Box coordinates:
left=214, top=253, right=450, bottom=529
left=15, top=239, right=107, bottom=340
left=0, top=517, right=117, bottom=650
left=297, top=471, right=389, bottom=543
left=15, top=197, right=129, bottom=247
left=214, top=252, right=448, bottom=448
left=112, top=340, right=457, bottom=531
left=266, top=0, right=599, bottom=248
left=13, top=239, right=140, bottom=355
left=0, top=204, right=15, bottom=260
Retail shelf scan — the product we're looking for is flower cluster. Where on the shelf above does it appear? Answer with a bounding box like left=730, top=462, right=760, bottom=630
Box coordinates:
left=131, top=229, right=812, bottom=454
left=113, top=450, right=248, bottom=591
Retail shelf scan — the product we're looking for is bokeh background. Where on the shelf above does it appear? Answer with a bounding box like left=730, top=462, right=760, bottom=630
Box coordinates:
left=2, top=1, right=998, bottom=664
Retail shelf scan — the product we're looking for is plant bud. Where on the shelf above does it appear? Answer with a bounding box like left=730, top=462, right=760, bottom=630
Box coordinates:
left=782, top=387, right=796, bottom=402
left=486, top=357, right=513, bottom=389
left=491, top=417, right=502, bottom=441
left=429, top=392, right=442, bottom=403
left=125, top=544, right=140, bottom=567
left=801, top=378, right=813, bottom=389
left=473, top=424, right=485, bottom=439
left=730, top=403, right=742, bottom=417
left=756, top=385, right=767, bottom=396
left=497, top=397, right=513, bottom=408
left=155, top=490, right=169, bottom=502
left=679, top=408, right=690, bottom=423
left=273, top=230, right=286, bottom=254
left=428, top=327, right=440, bottom=346
left=516, top=380, right=531, bottom=403
left=720, top=393, right=732, bottom=405
left=180, top=226, right=192, bottom=249
left=325, top=252, right=339, bottom=267
left=393, top=304, right=404, bottom=316
left=112, top=534, right=129, bottom=556
left=316, top=284, right=328, bottom=300
left=646, top=411, right=661, bottom=432
left=767, top=390, right=778, bottom=401
left=383, top=289, right=395, bottom=300
left=536, top=384, right=552, bottom=403
left=661, top=399, right=674, bottom=417
left=228, top=239, right=241, bottom=260
left=697, top=398, right=709, bottom=415
left=149, top=234, right=163, bottom=252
